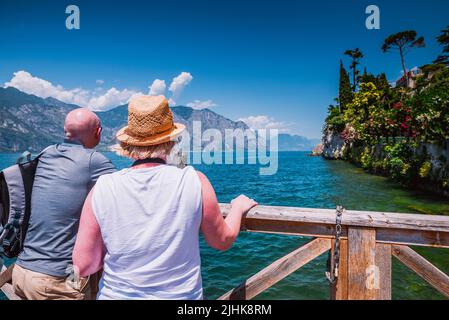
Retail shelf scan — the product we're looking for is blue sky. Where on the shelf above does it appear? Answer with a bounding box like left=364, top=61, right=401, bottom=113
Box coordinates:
left=0, top=0, right=448, bottom=139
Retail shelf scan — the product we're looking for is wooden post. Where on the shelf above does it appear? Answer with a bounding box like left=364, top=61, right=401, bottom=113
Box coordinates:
left=348, top=228, right=377, bottom=299
left=347, top=227, right=393, bottom=299
left=375, top=243, right=392, bottom=300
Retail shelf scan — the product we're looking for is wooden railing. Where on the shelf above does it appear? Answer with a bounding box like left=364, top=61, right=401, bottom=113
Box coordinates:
left=0, top=264, right=17, bottom=300
left=217, top=204, right=449, bottom=300
left=2, top=204, right=449, bottom=300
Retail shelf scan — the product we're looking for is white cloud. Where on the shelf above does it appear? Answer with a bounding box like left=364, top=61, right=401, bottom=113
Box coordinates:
left=169, top=72, right=193, bottom=96
left=148, top=79, right=166, bottom=96
left=238, top=115, right=291, bottom=133
left=186, top=99, right=217, bottom=109
left=4, top=70, right=199, bottom=111
left=88, top=88, right=143, bottom=110
left=4, top=70, right=142, bottom=111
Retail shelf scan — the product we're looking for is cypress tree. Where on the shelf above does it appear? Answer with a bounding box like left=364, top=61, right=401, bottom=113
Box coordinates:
left=338, top=60, right=353, bottom=113
left=376, top=73, right=390, bottom=91
left=359, top=67, right=377, bottom=84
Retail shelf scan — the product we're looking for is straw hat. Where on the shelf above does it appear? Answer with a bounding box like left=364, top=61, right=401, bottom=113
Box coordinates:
left=116, top=95, right=185, bottom=146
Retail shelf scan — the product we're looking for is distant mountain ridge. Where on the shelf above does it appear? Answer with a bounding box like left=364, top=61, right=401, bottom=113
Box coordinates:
left=0, top=87, right=76, bottom=152
left=0, top=87, right=318, bottom=152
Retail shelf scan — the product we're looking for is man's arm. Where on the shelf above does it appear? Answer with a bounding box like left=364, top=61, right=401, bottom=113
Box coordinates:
left=89, top=151, right=116, bottom=183
left=197, top=171, right=257, bottom=251
left=73, top=188, right=105, bottom=277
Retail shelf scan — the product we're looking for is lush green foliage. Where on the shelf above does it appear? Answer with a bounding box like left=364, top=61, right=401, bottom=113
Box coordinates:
left=413, top=67, right=449, bottom=142
left=324, top=105, right=346, bottom=133
left=324, top=28, right=449, bottom=192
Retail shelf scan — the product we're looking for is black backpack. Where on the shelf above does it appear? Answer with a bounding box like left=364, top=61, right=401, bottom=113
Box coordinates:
left=0, top=150, right=47, bottom=258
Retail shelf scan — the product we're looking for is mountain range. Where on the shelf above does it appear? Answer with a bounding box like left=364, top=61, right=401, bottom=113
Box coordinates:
left=0, top=87, right=318, bottom=152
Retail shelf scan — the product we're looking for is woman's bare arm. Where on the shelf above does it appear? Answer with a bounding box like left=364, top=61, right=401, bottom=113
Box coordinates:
left=73, top=188, right=105, bottom=277
left=197, top=171, right=257, bottom=251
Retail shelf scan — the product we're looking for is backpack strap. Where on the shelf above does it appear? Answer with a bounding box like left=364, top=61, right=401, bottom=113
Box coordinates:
left=16, top=151, right=31, bottom=164
left=16, top=146, right=52, bottom=165
left=0, top=146, right=53, bottom=257
left=0, top=165, right=26, bottom=246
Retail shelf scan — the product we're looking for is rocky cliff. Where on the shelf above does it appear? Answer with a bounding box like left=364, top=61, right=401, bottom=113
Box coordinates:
left=321, top=130, right=347, bottom=159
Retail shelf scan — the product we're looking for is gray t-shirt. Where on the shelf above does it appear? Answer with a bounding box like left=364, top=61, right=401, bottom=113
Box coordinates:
left=16, top=140, right=116, bottom=277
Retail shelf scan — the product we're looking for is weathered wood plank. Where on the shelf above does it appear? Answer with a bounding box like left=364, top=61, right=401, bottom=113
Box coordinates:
left=376, top=228, right=449, bottom=248
left=1, top=283, right=20, bottom=300
left=375, top=243, right=392, bottom=300
left=218, top=238, right=331, bottom=300
left=348, top=228, right=377, bottom=300
left=0, top=264, right=14, bottom=288
left=0, top=265, right=21, bottom=300
left=219, top=204, right=449, bottom=248
left=392, top=245, right=449, bottom=298
left=330, top=239, right=348, bottom=300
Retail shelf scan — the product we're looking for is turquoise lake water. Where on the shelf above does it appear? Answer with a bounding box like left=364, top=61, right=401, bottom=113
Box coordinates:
left=1, top=151, right=449, bottom=300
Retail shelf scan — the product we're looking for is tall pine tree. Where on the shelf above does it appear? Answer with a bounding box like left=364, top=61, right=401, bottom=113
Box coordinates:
left=344, top=48, right=364, bottom=91
left=338, top=60, right=353, bottom=113
left=434, top=25, right=449, bottom=65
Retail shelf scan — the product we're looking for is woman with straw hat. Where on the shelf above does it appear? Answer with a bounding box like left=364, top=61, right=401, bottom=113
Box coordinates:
left=72, top=95, right=257, bottom=300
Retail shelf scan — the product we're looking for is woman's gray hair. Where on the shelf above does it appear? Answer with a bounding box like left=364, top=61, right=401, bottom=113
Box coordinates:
left=113, top=141, right=175, bottom=160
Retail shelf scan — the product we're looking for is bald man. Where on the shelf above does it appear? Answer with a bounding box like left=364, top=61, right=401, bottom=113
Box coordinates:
left=12, top=108, right=116, bottom=300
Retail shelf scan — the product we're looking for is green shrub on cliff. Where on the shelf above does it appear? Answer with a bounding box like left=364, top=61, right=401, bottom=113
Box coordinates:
left=325, top=105, right=346, bottom=133
left=360, top=147, right=373, bottom=170
left=419, top=161, right=432, bottom=178
left=413, top=67, right=449, bottom=143
left=384, top=142, right=418, bottom=182
left=344, top=82, right=382, bottom=143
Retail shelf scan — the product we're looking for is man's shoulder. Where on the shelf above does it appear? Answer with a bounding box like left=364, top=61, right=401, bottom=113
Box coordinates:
left=88, top=151, right=117, bottom=180
left=89, top=150, right=109, bottom=162
left=39, top=144, right=58, bottom=156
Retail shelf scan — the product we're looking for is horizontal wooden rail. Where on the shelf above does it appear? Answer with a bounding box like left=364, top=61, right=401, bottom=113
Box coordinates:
left=219, top=204, right=449, bottom=248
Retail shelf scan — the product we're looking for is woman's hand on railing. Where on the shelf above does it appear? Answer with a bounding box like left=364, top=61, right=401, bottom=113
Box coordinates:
left=231, top=195, right=258, bottom=215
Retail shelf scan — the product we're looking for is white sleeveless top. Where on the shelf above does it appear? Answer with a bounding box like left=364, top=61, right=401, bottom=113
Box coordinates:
left=91, top=165, right=203, bottom=300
